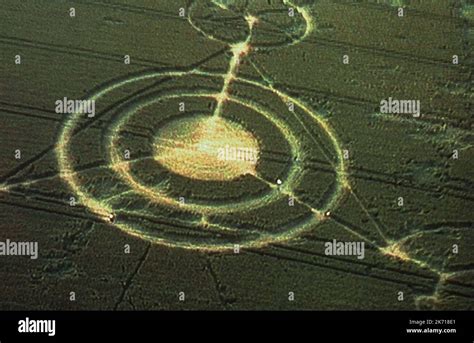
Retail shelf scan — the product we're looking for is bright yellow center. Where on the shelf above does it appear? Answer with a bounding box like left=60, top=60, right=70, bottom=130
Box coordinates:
left=154, top=115, right=260, bottom=181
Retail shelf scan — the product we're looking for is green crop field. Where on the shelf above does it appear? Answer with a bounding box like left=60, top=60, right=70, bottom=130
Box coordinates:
left=0, top=0, right=472, bottom=311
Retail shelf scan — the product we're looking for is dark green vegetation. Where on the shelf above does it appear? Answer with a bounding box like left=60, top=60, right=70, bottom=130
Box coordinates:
left=0, top=0, right=472, bottom=310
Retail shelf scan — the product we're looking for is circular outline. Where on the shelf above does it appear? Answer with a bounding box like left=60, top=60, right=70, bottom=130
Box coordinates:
left=57, top=69, right=349, bottom=251
left=106, top=89, right=302, bottom=214
left=187, top=0, right=313, bottom=49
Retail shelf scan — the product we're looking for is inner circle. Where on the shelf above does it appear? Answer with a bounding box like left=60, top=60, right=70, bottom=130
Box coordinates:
left=107, top=91, right=302, bottom=214
left=154, top=114, right=260, bottom=181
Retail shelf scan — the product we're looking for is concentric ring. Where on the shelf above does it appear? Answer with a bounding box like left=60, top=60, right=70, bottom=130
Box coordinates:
left=56, top=68, right=348, bottom=251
